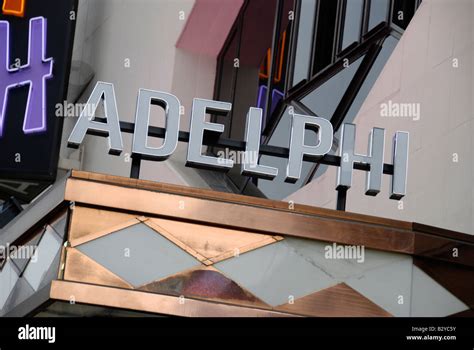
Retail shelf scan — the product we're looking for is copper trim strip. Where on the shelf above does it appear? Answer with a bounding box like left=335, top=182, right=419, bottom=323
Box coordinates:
left=70, top=170, right=413, bottom=231
left=65, top=178, right=415, bottom=254
left=49, top=280, right=297, bottom=317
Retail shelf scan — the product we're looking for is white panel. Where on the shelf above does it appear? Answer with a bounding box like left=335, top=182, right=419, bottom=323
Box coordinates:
left=411, top=265, right=468, bottom=317
left=0, top=261, right=19, bottom=310
left=23, top=227, right=63, bottom=291
left=284, top=237, right=410, bottom=282
left=346, top=257, right=413, bottom=316
left=215, top=240, right=337, bottom=306
left=77, top=223, right=200, bottom=287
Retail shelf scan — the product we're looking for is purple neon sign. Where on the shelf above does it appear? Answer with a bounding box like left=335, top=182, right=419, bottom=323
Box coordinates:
left=0, top=16, right=53, bottom=137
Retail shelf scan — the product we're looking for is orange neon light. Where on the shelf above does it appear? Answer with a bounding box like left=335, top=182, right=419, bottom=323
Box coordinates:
left=2, top=0, right=26, bottom=17
left=258, top=30, right=287, bottom=83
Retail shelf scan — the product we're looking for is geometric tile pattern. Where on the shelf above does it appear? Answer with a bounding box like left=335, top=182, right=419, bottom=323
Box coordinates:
left=282, top=237, right=410, bottom=282
left=1, top=221, right=64, bottom=316
left=138, top=266, right=269, bottom=308
left=62, top=207, right=473, bottom=317
left=146, top=217, right=283, bottom=265
left=214, top=240, right=338, bottom=306
left=77, top=222, right=201, bottom=287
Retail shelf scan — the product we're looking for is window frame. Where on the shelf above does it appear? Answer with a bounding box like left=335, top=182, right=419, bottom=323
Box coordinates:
left=212, top=0, right=420, bottom=198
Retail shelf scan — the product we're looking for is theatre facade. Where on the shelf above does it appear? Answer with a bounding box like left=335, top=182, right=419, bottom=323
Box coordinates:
left=1, top=170, right=473, bottom=317
left=0, top=0, right=473, bottom=317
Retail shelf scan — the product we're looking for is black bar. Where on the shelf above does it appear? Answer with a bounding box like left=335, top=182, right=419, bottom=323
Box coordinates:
left=336, top=187, right=347, bottom=211
left=1, top=317, right=472, bottom=345
left=330, top=41, right=382, bottom=131
left=130, top=155, right=141, bottom=179
left=87, top=117, right=395, bottom=175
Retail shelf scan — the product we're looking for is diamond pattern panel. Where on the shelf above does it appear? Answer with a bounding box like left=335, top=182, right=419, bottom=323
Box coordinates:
left=283, top=237, right=412, bottom=281
left=77, top=223, right=201, bottom=287
left=214, top=240, right=337, bottom=306
left=139, top=266, right=269, bottom=308
left=147, top=217, right=282, bottom=264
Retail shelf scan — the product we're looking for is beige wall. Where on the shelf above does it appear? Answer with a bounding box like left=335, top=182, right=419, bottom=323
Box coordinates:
left=60, top=0, right=218, bottom=188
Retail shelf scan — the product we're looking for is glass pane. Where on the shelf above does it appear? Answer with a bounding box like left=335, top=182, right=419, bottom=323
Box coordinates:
left=312, top=36, right=399, bottom=181
left=257, top=108, right=314, bottom=200
left=231, top=0, right=278, bottom=140
left=292, top=0, right=317, bottom=86
left=344, top=36, right=398, bottom=125
left=368, top=0, right=390, bottom=31
left=301, top=55, right=364, bottom=119
left=312, top=0, right=339, bottom=74
left=341, top=0, right=364, bottom=51
left=215, top=31, right=239, bottom=138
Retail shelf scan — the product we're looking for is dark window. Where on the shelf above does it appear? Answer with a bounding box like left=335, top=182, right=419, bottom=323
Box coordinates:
left=213, top=0, right=420, bottom=202
left=215, top=30, right=239, bottom=138
left=312, top=0, right=339, bottom=74
left=231, top=0, right=277, bottom=140
left=311, top=35, right=398, bottom=181
left=368, top=0, right=390, bottom=31
left=340, top=0, right=364, bottom=51
left=292, top=0, right=316, bottom=87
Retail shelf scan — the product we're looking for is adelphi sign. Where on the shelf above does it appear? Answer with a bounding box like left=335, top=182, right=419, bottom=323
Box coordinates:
left=67, top=82, right=409, bottom=200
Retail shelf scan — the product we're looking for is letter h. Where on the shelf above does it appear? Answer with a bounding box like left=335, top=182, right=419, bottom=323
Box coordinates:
left=0, top=17, right=53, bottom=137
